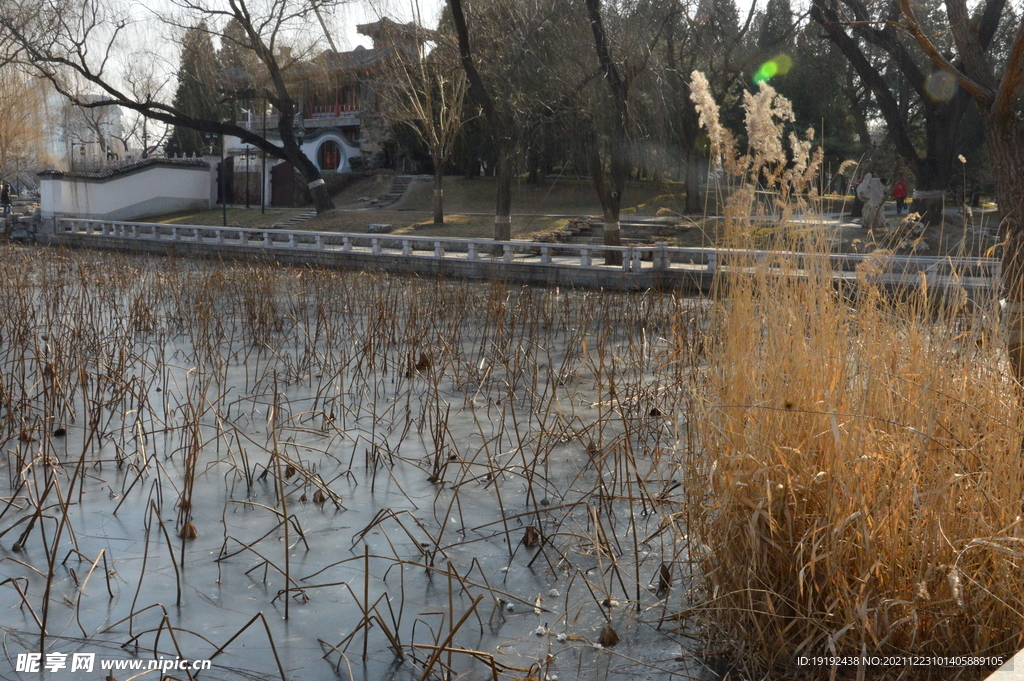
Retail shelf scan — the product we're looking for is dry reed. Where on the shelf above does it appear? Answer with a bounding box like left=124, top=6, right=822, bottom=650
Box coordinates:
left=683, top=72, right=1024, bottom=679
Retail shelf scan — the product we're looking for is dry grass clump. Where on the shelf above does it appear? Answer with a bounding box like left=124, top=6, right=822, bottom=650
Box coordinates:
left=685, top=72, right=1024, bottom=678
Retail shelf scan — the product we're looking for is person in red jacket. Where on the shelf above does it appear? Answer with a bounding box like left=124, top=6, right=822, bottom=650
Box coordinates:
left=893, top=179, right=908, bottom=215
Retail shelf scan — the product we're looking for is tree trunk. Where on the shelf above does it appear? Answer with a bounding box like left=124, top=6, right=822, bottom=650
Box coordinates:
left=909, top=162, right=946, bottom=222
left=307, top=181, right=334, bottom=214
left=587, top=130, right=623, bottom=266
left=909, top=194, right=944, bottom=224
left=278, top=115, right=334, bottom=214
left=604, top=137, right=626, bottom=266
left=989, top=118, right=1024, bottom=385
left=494, top=138, right=513, bottom=242
left=685, top=149, right=705, bottom=214
left=433, top=162, right=445, bottom=225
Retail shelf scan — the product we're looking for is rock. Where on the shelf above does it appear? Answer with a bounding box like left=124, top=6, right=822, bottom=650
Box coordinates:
left=367, top=223, right=393, bottom=233
left=857, top=173, right=886, bottom=232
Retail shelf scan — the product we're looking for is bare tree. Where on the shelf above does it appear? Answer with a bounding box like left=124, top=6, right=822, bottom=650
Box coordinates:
left=584, top=0, right=629, bottom=265
left=2, top=0, right=347, bottom=213
left=61, top=97, right=124, bottom=163
left=447, top=0, right=517, bottom=241
left=896, top=0, right=1024, bottom=383
left=811, top=0, right=1003, bottom=224
left=0, top=65, right=48, bottom=185
left=376, top=38, right=469, bottom=224
left=583, top=0, right=675, bottom=265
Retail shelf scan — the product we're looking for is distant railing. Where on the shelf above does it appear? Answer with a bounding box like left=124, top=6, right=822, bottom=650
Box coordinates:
left=309, top=103, right=359, bottom=118
left=237, top=114, right=281, bottom=132
left=54, top=218, right=1002, bottom=289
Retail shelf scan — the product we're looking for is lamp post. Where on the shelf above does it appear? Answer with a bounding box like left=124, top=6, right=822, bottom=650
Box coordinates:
left=261, top=100, right=267, bottom=214
left=220, top=134, right=227, bottom=227
left=244, top=149, right=250, bottom=209
left=293, top=123, right=306, bottom=209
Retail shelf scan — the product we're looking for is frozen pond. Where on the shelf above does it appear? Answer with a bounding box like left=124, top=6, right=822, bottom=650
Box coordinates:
left=0, top=246, right=708, bottom=680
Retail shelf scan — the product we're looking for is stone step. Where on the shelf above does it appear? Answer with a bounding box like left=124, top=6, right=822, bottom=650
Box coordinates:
left=374, top=176, right=416, bottom=207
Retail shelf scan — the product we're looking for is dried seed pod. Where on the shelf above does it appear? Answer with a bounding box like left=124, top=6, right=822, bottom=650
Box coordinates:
left=656, top=563, right=672, bottom=595
left=180, top=522, right=198, bottom=540
left=523, top=525, right=542, bottom=547
left=313, top=489, right=326, bottom=504
left=598, top=623, right=619, bottom=647
left=284, top=465, right=296, bottom=479
left=299, top=493, right=308, bottom=503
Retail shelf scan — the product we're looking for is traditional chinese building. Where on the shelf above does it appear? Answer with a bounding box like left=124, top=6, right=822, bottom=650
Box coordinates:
left=223, top=18, right=427, bottom=205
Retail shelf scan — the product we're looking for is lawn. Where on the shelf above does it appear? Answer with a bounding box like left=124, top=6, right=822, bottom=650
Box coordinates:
left=143, top=174, right=1001, bottom=257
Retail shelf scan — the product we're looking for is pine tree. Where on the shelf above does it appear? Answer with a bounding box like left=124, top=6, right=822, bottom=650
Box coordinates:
left=165, top=23, right=221, bottom=157
left=757, top=0, right=793, bottom=53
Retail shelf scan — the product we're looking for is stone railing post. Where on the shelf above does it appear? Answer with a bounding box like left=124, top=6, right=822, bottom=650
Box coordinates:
left=654, top=242, right=668, bottom=270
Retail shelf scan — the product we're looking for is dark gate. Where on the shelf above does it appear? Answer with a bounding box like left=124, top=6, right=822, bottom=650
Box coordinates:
left=217, top=156, right=235, bottom=205
left=271, top=163, right=295, bottom=207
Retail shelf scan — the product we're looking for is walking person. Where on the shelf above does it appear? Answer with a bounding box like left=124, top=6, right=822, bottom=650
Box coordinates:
left=893, top=178, right=908, bottom=215
left=1, top=183, right=10, bottom=219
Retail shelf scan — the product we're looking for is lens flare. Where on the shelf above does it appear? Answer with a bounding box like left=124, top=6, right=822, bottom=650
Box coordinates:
left=925, top=70, right=957, bottom=102
left=753, top=54, right=793, bottom=84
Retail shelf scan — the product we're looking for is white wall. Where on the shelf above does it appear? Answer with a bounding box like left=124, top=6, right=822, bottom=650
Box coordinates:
left=223, top=132, right=362, bottom=175
left=40, top=163, right=212, bottom=221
